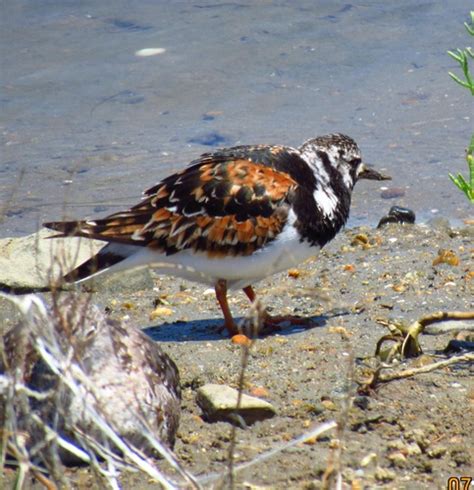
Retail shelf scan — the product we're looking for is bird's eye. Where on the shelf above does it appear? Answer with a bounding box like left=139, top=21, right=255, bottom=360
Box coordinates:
left=350, top=158, right=361, bottom=166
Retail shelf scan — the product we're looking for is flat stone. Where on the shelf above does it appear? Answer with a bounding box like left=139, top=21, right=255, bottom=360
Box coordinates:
left=0, top=229, right=156, bottom=292
left=0, top=229, right=103, bottom=291
left=380, top=187, right=406, bottom=199
left=196, top=383, right=276, bottom=425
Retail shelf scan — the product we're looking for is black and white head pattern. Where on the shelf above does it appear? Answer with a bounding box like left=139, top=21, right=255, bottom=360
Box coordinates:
left=296, top=134, right=361, bottom=220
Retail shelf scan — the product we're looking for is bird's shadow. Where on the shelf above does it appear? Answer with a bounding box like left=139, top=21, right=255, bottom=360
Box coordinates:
left=144, top=309, right=351, bottom=343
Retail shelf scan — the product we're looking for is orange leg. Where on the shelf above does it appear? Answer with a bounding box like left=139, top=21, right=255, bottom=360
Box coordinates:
left=215, top=279, right=238, bottom=336
left=242, top=285, right=256, bottom=303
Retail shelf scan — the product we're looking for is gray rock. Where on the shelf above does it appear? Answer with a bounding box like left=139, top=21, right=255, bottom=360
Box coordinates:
left=0, top=229, right=155, bottom=292
left=426, top=217, right=452, bottom=233
left=380, top=187, right=406, bottom=199
left=196, top=383, right=276, bottom=425
left=0, top=229, right=103, bottom=291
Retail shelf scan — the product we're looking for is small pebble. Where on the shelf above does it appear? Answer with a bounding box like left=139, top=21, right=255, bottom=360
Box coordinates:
left=388, top=451, right=407, bottom=467
left=149, top=306, right=174, bottom=320
left=405, top=429, right=429, bottom=450
left=377, top=206, right=415, bottom=228
left=432, top=249, right=460, bottom=267
left=288, top=268, right=300, bottom=278
left=380, top=187, right=405, bottom=199
left=405, top=442, right=422, bottom=456
left=360, top=452, right=377, bottom=467
left=321, top=399, right=337, bottom=411
left=387, top=440, right=405, bottom=450
left=351, top=233, right=369, bottom=247
left=231, top=334, right=252, bottom=347
left=250, top=386, right=269, bottom=398
left=328, top=326, right=351, bottom=338
left=427, top=445, right=447, bottom=458
left=374, top=467, right=396, bottom=482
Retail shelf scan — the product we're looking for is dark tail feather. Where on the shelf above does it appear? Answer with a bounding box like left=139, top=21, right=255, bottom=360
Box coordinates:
left=44, top=220, right=89, bottom=237
left=63, top=247, right=127, bottom=283
left=44, top=216, right=148, bottom=244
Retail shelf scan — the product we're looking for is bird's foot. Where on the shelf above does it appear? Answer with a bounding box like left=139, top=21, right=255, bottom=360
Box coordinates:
left=216, top=321, right=239, bottom=337
left=261, top=313, right=313, bottom=333
left=217, top=314, right=313, bottom=339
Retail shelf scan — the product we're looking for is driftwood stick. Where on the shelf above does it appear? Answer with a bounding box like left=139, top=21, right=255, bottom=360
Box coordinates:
left=378, top=352, right=474, bottom=383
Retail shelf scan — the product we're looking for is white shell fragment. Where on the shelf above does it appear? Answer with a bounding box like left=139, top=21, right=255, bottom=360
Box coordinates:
left=135, top=48, right=166, bottom=57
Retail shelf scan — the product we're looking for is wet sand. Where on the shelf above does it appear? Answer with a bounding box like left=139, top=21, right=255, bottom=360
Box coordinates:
left=1, top=1, right=473, bottom=238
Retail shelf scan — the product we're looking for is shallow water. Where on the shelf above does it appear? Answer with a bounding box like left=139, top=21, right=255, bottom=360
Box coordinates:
left=1, top=1, right=472, bottom=237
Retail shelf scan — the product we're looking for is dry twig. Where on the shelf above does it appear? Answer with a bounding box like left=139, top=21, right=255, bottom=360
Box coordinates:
left=376, top=352, right=474, bottom=383
left=359, top=352, right=473, bottom=393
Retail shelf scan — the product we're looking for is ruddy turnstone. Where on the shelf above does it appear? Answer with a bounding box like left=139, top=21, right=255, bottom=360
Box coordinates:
left=44, top=133, right=390, bottom=336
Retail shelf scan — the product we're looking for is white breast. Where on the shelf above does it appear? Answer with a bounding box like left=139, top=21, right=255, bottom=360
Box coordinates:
left=104, top=213, right=318, bottom=290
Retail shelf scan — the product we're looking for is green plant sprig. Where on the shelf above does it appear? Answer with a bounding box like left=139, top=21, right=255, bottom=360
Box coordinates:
left=448, top=11, right=474, bottom=203
left=448, top=47, right=474, bottom=94
left=465, top=10, right=474, bottom=35
left=449, top=135, right=474, bottom=202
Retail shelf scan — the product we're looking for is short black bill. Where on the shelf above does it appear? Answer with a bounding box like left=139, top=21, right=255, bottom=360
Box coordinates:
left=358, top=164, right=391, bottom=181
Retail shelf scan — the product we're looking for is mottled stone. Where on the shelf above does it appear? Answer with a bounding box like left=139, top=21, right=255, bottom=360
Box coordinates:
left=196, top=383, right=276, bottom=425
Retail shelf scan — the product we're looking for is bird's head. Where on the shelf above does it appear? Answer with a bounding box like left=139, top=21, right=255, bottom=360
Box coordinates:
left=299, top=133, right=391, bottom=189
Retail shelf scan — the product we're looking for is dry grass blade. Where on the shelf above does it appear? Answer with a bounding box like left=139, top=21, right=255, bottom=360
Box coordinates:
left=321, top=351, right=356, bottom=490
left=417, top=310, right=474, bottom=326
left=222, top=299, right=262, bottom=489
left=198, top=420, right=337, bottom=486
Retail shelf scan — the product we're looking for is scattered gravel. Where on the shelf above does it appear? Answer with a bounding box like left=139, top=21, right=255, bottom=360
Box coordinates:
left=1, top=222, right=473, bottom=489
